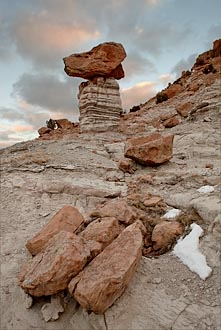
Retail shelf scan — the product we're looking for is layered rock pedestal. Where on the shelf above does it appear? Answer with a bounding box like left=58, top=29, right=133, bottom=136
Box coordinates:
left=63, top=42, right=126, bottom=133
left=78, top=77, right=123, bottom=132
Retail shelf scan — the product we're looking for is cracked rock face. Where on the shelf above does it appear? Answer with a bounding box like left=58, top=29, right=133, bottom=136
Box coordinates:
left=26, top=205, right=85, bottom=256
left=69, top=221, right=143, bottom=314
left=19, top=231, right=90, bottom=296
left=125, top=132, right=174, bottom=165
left=78, top=77, right=123, bottom=132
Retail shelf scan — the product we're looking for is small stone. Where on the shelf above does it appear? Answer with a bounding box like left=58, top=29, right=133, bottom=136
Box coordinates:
left=143, top=196, right=162, bottom=207
left=152, top=221, right=184, bottom=253
left=118, top=157, right=137, bottom=174
left=152, top=277, right=162, bottom=284
left=41, top=294, right=64, bottom=322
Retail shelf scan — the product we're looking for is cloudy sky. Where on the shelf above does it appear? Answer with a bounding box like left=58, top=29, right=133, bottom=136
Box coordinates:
left=0, top=0, right=220, bottom=148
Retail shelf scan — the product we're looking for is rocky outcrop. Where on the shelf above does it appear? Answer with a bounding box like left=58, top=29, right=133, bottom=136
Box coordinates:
left=78, top=77, right=123, bottom=132
left=125, top=132, right=174, bottom=165
left=69, top=221, right=143, bottom=314
left=63, top=42, right=126, bottom=80
left=19, top=231, right=90, bottom=296
left=38, top=119, right=79, bottom=140
left=26, top=205, right=84, bottom=255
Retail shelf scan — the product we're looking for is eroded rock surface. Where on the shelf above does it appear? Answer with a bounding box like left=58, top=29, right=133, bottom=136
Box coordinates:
left=125, top=132, right=174, bottom=165
left=63, top=42, right=126, bottom=79
left=78, top=77, right=122, bottom=132
left=26, top=205, right=85, bottom=255
left=69, top=221, right=143, bottom=313
left=20, top=231, right=90, bottom=296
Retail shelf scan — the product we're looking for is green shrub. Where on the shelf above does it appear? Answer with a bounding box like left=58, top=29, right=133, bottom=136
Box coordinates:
left=156, top=92, right=168, bottom=104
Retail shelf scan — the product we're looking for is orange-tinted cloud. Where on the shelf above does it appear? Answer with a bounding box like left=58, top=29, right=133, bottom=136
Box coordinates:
left=13, top=125, right=34, bottom=132
left=121, top=81, right=157, bottom=110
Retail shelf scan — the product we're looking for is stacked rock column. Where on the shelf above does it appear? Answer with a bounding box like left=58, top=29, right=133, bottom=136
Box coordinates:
left=78, top=77, right=122, bottom=132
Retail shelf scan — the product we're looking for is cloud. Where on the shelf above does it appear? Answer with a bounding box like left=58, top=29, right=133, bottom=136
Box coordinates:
left=121, top=81, right=157, bottom=110
left=10, top=13, right=100, bottom=69
left=0, top=107, right=24, bottom=121
left=123, top=52, right=156, bottom=79
left=171, top=53, right=196, bottom=77
left=12, top=73, right=80, bottom=117
left=159, top=73, right=174, bottom=85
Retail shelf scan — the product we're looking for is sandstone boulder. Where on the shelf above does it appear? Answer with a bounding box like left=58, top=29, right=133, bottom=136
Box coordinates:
left=80, top=217, right=121, bottom=255
left=90, top=199, right=136, bottom=225
left=38, top=127, right=52, bottom=136
left=152, top=220, right=184, bottom=253
left=213, top=39, right=221, bottom=57
left=63, top=42, right=126, bottom=80
left=125, top=132, right=174, bottom=166
left=163, top=115, right=180, bottom=128
left=176, top=102, right=193, bottom=117
left=26, top=205, right=84, bottom=255
left=19, top=231, right=90, bottom=296
left=69, top=221, right=143, bottom=314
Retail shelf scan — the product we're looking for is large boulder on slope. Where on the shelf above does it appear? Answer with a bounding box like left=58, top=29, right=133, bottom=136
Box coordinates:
left=125, top=132, right=174, bottom=166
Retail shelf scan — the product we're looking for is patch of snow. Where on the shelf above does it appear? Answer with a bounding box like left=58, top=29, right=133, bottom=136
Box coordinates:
left=173, top=223, right=212, bottom=280
left=162, top=208, right=182, bottom=219
left=197, top=185, right=214, bottom=193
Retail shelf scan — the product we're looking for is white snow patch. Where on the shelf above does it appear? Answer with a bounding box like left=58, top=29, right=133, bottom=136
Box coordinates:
left=162, top=208, right=182, bottom=219
left=197, top=185, right=214, bottom=193
left=173, top=223, right=212, bottom=280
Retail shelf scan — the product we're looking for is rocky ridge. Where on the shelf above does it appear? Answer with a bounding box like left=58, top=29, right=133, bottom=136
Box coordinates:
left=0, top=40, right=220, bottom=330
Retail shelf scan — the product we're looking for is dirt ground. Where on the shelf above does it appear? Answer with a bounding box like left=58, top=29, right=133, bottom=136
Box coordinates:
left=1, top=78, right=221, bottom=329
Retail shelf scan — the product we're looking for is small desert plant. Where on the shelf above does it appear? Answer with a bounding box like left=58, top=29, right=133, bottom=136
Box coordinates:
left=156, top=92, right=168, bottom=104
left=203, top=63, right=217, bottom=74
left=129, top=105, right=140, bottom=113
left=195, top=57, right=205, bottom=66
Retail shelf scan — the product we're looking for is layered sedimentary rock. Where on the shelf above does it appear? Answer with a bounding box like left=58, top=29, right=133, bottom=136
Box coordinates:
left=78, top=77, right=123, bottom=132
left=64, top=42, right=126, bottom=133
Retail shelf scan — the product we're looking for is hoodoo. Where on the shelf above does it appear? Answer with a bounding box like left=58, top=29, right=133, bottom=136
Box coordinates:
left=63, top=42, right=126, bottom=132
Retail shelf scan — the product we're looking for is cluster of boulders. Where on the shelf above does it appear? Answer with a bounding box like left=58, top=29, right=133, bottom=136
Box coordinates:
left=19, top=189, right=186, bottom=314
left=38, top=119, right=79, bottom=140
left=63, top=42, right=126, bottom=132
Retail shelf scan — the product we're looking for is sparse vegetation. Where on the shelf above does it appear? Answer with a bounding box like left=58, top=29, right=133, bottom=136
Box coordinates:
left=156, top=92, right=168, bottom=104
left=129, top=105, right=140, bottom=113
left=195, top=57, right=205, bottom=66
left=203, top=63, right=217, bottom=74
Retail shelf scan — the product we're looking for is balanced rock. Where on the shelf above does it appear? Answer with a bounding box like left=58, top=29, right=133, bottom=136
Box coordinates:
left=63, top=42, right=126, bottom=80
left=19, top=231, right=90, bottom=296
left=78, top=77, right=123, bottom=132
left=125, top=132, right=174, bottom=165
left=68, top=221, right=143, bottom=314
left=26, top=205, right=84, bottom=255
left=152, top=221, right=184, bottom=253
